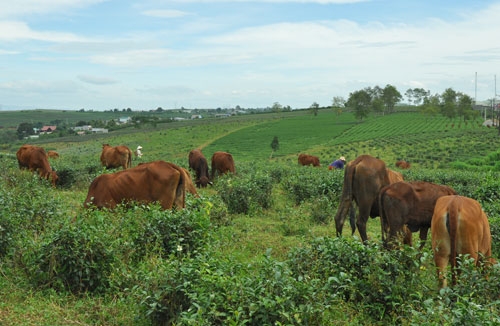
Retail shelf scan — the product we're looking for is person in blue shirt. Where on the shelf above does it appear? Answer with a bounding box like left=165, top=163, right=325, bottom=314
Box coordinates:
left=329, top=156, right=346, bottom=170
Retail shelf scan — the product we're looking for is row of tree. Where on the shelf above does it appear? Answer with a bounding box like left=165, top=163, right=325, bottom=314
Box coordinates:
left=332, top=85, right=477, bottom=122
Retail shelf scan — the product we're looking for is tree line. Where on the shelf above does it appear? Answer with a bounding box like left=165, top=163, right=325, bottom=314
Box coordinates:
left=337, top=85, right=478, bottom=122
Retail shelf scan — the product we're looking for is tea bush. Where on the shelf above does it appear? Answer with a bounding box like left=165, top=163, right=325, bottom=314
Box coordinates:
left=216, top=172, right=273, bottom=214
left=24, top=210, right=116, bottom=294
left=281, top=167, right=343, bottom=205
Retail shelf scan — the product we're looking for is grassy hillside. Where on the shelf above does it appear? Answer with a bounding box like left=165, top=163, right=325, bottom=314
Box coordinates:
left=2, top=109, right=500, bottom=325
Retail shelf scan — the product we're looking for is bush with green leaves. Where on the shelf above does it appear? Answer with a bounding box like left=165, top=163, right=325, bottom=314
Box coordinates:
left=216, top=172, right=273, bottom=214
left=281, top=167, right=344, bottom=205
left=24, top=210, right=116, bottom=294
left=134, top=201, right=212, bottom=259
left=136, top=249, right=333, bottom=325
left=0, top=168, right=66, bottom=257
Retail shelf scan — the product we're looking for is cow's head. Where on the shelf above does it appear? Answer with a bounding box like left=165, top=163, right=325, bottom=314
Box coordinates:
left=197, top=176, right=211, bottom=188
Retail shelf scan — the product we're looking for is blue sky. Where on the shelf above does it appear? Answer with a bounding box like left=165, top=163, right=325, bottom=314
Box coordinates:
left=1, top=0, right=499, bottom=111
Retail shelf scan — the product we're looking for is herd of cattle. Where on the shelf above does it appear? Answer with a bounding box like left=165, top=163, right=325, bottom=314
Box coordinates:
left=15, top=145, right=495, bottom=288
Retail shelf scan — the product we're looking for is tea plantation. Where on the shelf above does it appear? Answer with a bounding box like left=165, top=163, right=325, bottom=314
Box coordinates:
left=1, top=109, right=500, bottom=325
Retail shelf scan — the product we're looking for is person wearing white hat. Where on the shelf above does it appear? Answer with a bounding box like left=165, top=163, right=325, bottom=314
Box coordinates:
left=329, top=156, right=346, bottom=170
left=135, top=145, right=143, bottom=158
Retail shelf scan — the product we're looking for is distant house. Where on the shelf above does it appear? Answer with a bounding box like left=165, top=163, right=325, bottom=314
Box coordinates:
left=191, top=114, right=202, bottom=119
left=73, top=125, right=92, bottom=132
left=173, top=117, right=186, bottom=121
left=40, top=125, right=57, bottom=134
left=118, top=117, right=132, bottom=124
left=90, top=128, right=108, bottom=134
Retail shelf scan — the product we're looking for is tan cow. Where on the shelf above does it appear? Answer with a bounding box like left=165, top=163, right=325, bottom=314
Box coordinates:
left=395, top=160, right=411, bottom=169
left=84, top=160, right=186, bottom=210
left=298, top=154, right=320, bottom=167
left=47, top=150, right=60, bottom=159
left=334, top=155, right=403, bottom=242
left=211, top=151, right=236, bottom=179
left=100, top=144, right=133, bottom=170
left=432, top=195, right=496, bottom=288
left=16, top=144, right=58, bottom=187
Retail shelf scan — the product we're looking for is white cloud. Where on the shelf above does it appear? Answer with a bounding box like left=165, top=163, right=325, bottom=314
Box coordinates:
left=0, top=0, right=107, bottom=18
left=141, top=9, right=191, bottom=18
left=77, top=75, right=118, bottom=85
left=0, top=21, right=87, bottom=42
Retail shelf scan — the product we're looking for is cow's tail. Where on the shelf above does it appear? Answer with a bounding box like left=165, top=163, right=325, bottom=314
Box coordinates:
left=446, top=197, right=459, bottom=285
left=335, top=161, right=356, bottom=236
left=127, top=149, right=133, bottom=168
left=175, top=166, right=186, bottom=209
left=378, top=186, right=389, bottom=245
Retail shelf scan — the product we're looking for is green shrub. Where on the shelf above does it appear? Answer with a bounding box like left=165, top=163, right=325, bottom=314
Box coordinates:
left=281, top=168, right=343, bottom=205
left=135, top=203, right=211, bottom=259
left=25, top=211, right=115, bottom=294
left=216, top=172, right=273, bottom=214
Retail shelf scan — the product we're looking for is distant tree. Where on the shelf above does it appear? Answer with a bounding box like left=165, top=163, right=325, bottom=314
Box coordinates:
left=270, top=136, right=279, bottom=158
left=405, top=88, right=430, bottom=106
left=332, top=96, right=345, bottom=115
left=371, top=97, right=384, bottom=115
left=17, top=122, right=34, bottom=139
left=272, top=102, right=282, bottom=113
left=310, top=102, right=319, bottom=116
left=282, top=105, right=292, bottom=112
left=346, top=90, right=371, bottom=121
left=156, top=107, right=164, bottom=113
left=382, top=84, right=402, bottom=114
left=421, top=94, right=441, bottom=118
left=456, top=93, right=476, bottom=122
left=127, top=108, right=132, bottom=112
left=441, top=88, right=458, bottom=120
left=76, top=120, right=88, bottom=126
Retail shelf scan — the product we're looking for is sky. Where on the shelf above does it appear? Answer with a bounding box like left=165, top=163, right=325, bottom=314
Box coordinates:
left=1, top=0, right=500, bottom=111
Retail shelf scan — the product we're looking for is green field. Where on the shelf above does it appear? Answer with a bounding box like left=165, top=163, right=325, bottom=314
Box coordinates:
left=1, top=109, right=500, bottom=325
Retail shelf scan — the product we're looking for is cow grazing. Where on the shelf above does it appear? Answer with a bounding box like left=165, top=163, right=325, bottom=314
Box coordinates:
left=395, top=160, right=411, bottom=169
left=100, top=144, right=133, bottom=170
left=188, top=149, right=210, bottom=188
left=47, top=150, right=60, bottom=159
left=16, top=144, right=58, bottom=187
left=432, top=195, right=495, bottom=288
left=84, top=160, right=186, bottom=210
left=211, top=151, right=236, bottom=179
left=298, top=154, right=320, bottom=167
left=334, top=154, right=403, bottom=243
left=379, top=181, right=457, bottom=249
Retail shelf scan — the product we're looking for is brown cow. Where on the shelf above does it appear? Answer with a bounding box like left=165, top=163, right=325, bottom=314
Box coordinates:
left=100, top=144, right=133, bottom=170
left=432, top=195, right=495, bottom=288
left=211, top=151, right=236, bottom=179
left=47, top=150, right=60, bottom=159
left=16, top=144, right=58, bottom=187
left=379, top=181, right=457, bottom=249
left=395, top=160, right=411, bottom=169
left=84, top=160, right=186, bottom=210
left=188, top=149, right=210, bottom=188
left=334, top=155, right=404, bottom=243
left=298, top=154, right=320, bottom=167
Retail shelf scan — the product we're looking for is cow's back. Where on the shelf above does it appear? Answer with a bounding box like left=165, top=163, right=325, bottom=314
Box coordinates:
left=211, top=151, right=235, bottom=178
left=85, top=160, right=185, bottom=209
left=100, top=144, right=132, bottom=169
left=432, top=195, right=494, bottom=287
